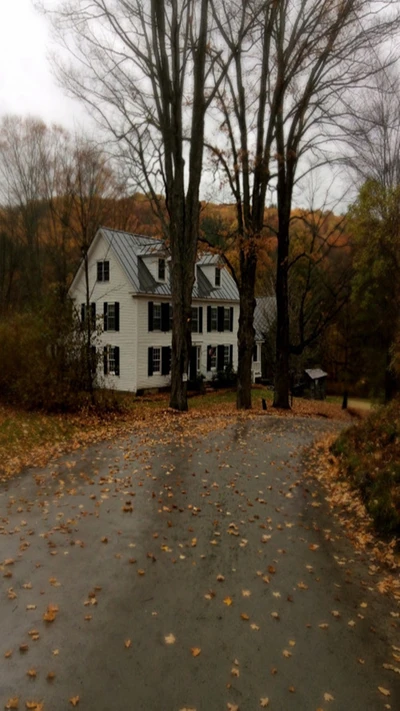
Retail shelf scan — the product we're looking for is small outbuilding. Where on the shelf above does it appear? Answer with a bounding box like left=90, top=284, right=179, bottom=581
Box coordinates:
left=304, top=368, right=328, bottom=400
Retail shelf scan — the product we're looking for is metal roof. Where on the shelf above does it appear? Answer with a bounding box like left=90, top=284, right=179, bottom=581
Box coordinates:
left=305, top=368, right=328, bottom=380
left=99, top=227, right=239, bottom=301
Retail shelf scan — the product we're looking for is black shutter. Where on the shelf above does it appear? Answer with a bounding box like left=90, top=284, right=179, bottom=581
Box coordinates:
left=148, top=347, right=154, bottom=376
left=103, top=346, right=108, bottom=375
left=189, top=346, right=197, bottom=380
left=217, top=345, right=225, bottom=371
left=199, top=306, right=203, bottom=334
left=207, top=345, right=212, bottom=371
left=103, top=302, right=108, bottom=331
left=207, top=306, right=211, bottom=332
left=148, top=301, right=154, bottom=331
left=253, top=344, right=257, bottom=361
left=97, top=262, right=102, bottom=281
left=114, top=346, right=120, bottom=376
left=91, top=302, right=96, bottom=330
left=217, top=306, right=224, bottom=332
left=161, top=302, right=170, bottom=331
left=169, top=304, right=173, bottom=330
left=230, top=345, right=233, bottom=366
left=114, top=303, right=120, bottom=332
left=161, top=346, right=171, bottom=375
left=81, top=303, right=85, bottom=323
left=230, top=307, right=233, bottom=332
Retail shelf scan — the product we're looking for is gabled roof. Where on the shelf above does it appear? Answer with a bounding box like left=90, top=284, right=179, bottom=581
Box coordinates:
left=99, top=227, right=239, bottom=301
left=254, top=297, right=276, bottom=340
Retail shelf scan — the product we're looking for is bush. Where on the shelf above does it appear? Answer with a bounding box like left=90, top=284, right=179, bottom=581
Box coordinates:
left=211, top=364, right=237, bottom=389
left=0, top=297, right=99, bottom=411
left=331, top=399, right=400, bottom=539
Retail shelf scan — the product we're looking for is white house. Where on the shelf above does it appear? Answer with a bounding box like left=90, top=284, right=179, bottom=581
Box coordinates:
left=68, top=227, right=264, bottom=392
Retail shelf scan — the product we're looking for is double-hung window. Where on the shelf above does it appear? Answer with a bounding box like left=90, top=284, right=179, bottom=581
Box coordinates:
left=152, top=347, right=161, bottom=374
left=223, top=307, right=231, bottom=331
left=153, top=304, right=161, bottom=331
left=210, top=306, right=217, bottom=331
left=103, top=345, right=120, bottom=376
left=104, top=302, right=120, bottom=331
left=97, top=261, right=110, bottom=282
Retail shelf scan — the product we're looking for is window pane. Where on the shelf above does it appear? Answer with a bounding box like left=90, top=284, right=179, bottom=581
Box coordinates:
left=109, top=347, right=116, bottom=374
left=103, top=261, right=110, bottom=281
left=211, top=307, right=217, bottom=331
left=108, top=303, right=116, bottom=330
left=215, top=268, right=221, bottom=286
left=209, top=346, right=216, bottom=369
left=223, top=308, right=230, bottom=331
left=224, top=345, right=230, bottom=367
left=158, top=258, right=165, bottom=280
left=153, top=347, right=161, bottom=373
left=153, top=304, right=161, bottom=330
left=191, top=307, right=198, bottom=333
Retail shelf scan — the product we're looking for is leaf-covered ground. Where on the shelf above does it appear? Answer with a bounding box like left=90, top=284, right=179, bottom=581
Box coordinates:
left=0, top=389, right=357, bottom=483
left=1, top=415, right=399, bottom=710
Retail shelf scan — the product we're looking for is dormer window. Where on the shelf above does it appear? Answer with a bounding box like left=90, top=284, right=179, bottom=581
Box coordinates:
left=158, top=258, right=166, bottom=281
left=215, top=267, right=221, bottom=287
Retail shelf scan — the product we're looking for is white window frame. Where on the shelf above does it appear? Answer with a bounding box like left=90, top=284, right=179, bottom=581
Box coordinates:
left=153, top=303, right=161, bottom=331
left=210, top=306, right=217, bottom=331
left=209, top=345, right=217, bottom=371
left=191, top=306, right=199, bottom=333
left=152, top=347, right=161, bottom=374
left=223, top=345, right=230, bottom=368
left=108, top=346, right=117, bottom=375
left=97, top=260, right=110, bottom=282
left=107, top=303, right=116, bottom=331
left=196, top=345, right=201, bottom=374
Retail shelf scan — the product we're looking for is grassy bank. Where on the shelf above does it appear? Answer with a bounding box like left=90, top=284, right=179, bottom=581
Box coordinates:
left=331, top=398, right=400, bottom=539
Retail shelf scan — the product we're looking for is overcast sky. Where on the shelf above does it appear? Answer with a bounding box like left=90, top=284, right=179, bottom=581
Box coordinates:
left=0, top=0, right=86, bottom=128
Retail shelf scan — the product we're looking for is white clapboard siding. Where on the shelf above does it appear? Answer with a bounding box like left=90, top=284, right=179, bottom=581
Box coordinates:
left=69, top=232, right=138, bottom=392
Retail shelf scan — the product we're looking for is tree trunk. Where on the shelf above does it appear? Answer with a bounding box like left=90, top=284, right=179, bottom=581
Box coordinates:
left=273, top=220, right=290, bottom=409
left=384, top=348, right=398, bottom=403
left=83, top=249, right=94, bottom=402
left=169, top=244, right=195, bottom=411
left=341, top=390, right=348, bottom=409
left=237, top=252, right=257, bottom=409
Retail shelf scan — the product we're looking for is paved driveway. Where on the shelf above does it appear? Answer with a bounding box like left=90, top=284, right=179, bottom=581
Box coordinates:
left=0, top=416, right=399, bottom=711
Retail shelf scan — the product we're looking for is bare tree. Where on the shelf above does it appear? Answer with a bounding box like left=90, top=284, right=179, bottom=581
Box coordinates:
left=209, top=0, right=400, bottom=408
left=42, top=0, right=236, bottom=411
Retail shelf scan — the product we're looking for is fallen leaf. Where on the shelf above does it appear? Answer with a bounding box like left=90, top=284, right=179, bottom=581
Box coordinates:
left=319, top=623, right=329, bottom=630
left=165, top=633, right=176, bottom=645
left=283, top=649, right=292, bottom=658
left=250, top=623, right=260, bottom=631
left=47, top=672, right=56, bottom=681
left=5, top=699, right=19, bottom=710
left=4, top=650, right=12, bottom=658
left=231, top=667, right=239, bottom=677
left=69, top=697, right=80, bottom=706
left=289, top=686, right=295, bottom=693
left=223, top=597, right=233, bottom=606
left=217, top=574, right=225, bottom=582
left=309, top=544, right=319, bottom=551
left=378, top=687, right=391, bottom=697
left=260, top=699, right=269, bottom=708
left=137, top=569, right=145, bottom=576
left=19, top=644, right=29, bottom=653
left=270, top=612, right=279, bottom=620
left=227, top=704, right=239, bottom=711
left=324, top=692, right=334, bottom=701
left=191, top=647, right=201, bottom=657
left=124, top=639, right=132, bottom=648
left=242, top=590, right=251, bottom=597
left=27, top=669, right=37, bottom=678
left=43, top=604, right=59, bottom=622
left=25, top=703, right=43, bottom=710
left=240, top=613, right=249, bottom=621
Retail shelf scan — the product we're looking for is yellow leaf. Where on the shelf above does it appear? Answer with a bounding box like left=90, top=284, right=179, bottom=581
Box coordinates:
left=231, top=667, right=239, bottom=677
left=270, top=612, right=279, bottom=620
left=191, top=647, right=201, bottom=657
left=324, top=692, right=334, bottom=701
left=5, top=699, right=19, bottom=710
left=260, top=699, right=269, bottom=708
left=27, top=669, right=37, bottom=678
left=191, top=538, right=197, bottom=547
left=309, top=544, right=319, bottom=551
left=240, top=613, right=249, bottom=621
left=242, top=590, right=251, bottom=597
left=223, top=597, right=233, bottom=606
left=69, top=696, right=80, bottom=707
left=124, top=639, right=132, bottom=648
left=137, top=569, right=145, bottom=576
left=164, top=633, right=176, bottom=645
left=250, top=623, right=260, bottom=631
left=319, top=623, right=329, bottom=630
left=227, top=704, right=239, bottom=711
left=378, top=687, right=391, bottom=697
left=4, top=650, right=12, bottom=658
left=43, top=604, right=59, bottom=622
left=282, top=649, right=292, bottom=658
left=216, top=574, right=225, bottom=582
left=26, top=703, right=43, bottom=710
